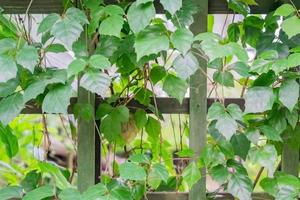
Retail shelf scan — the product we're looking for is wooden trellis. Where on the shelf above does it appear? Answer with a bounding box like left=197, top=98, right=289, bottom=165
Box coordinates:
left=1, top=0, right=299, bottom=199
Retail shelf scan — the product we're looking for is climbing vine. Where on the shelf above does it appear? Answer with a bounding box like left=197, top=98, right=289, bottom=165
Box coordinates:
left=0, top=0, right=299, bottom=199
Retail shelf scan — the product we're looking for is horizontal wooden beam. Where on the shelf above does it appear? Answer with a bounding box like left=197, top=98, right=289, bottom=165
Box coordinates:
left=21, top=97, right=245, bottom=114
left=1, top=0, right=298, bottom=14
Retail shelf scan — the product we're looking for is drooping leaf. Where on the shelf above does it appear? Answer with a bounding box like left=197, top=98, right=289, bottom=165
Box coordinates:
left=281, top=16, right=300, bottom=38
left=99, top=15, right=124, bottom=37
left=119, top=162, right=147, bottom=181
left=100, top=114, right=121, bottom=142
left=228, top=0, right=250, bottom=16
left=0, top=92, right=24, bottom=125
left=150, top=66, right=167, bottom=84
left=244, top=87, right=275, bottom=113
left=21, top=170, right=42, bottom=192
left=16, top=45, right=39, bottom=73
left=46, top=43, right=68, bottom=53
left=182, top=162, right=201, bottom=188
left=163, top=74, right=188, bottom=103
left=103, top=5, right=125, bottom=15
left=210, top=165, right=229, bottom=184
left=170, top=28, right=193, bottom=55
left=160, top=0, right=182, bottom=14
left=0, top=123, right=19, bottom=158
left=0, top=38, right=16, bottom=54
left=145, top=116, right=161, bottom=139
left=230, top=134, right=250, bottom=160
left=172, top=0, right=198, bottom=27
left=134, top=24, right=169, bottom=60
left=81, top=183, right=106, bottom=199
left=279, top=79, right=299, bottom=112
left=80, top=70, right=111, bottom=97
left=215, top=114, right=238, bottom=140
left=127, top=1, right=155, bottom=34
left=0, top=55, right=18, bottom=83
left=173, top=52, right=199, bottom=80
left=134, top=109, right=148, bottom=129
left=227, top=23, right=240, bottom=42
left=42, top=84, right=72, bottom=114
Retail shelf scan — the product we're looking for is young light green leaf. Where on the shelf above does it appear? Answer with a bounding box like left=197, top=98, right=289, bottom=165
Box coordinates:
left=163, top=74, right=188, bottom=103
left=89, top=54, right=111, bottom=69
left=0, top=38, right=16, bottom=54
left=274, top=4, right=295, bottom=17
left=170, top=28, right=193, bottom=55
left=127, top=1, right=155, bottom=34
left=287, top=53, right=300, bottom=68
left=42, top=84, right=72, bottom=114
left=160, top=0, right=182, bottom=15
left=80, top=71, right=111, bottom=97
left=244, top=87, right=275, bottom=113
left=281, top=16, right=300, bottom=38
left=0, top=55, right=18, bottom=83
left=119, top=162, right=147, bottom=181
left=173, top=52, right=199, bottom=80
left=0, top=123, right=19, bottom=158
left=182, top=162, right=201, bottom=188
left=134, top=25, right=169, bottom=60
left=279, top=79, right=299, bottom=112
left=16, top=45, right=39, bottom=73
left=0, top=92, right=23, bottom=125
left=38, top=13, right=60, bottom=33
left=99, top=15, right=124, bottom=37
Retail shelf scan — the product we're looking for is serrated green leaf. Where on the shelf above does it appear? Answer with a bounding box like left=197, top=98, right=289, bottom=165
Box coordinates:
left=0, top=92, right=23, bottom=125
left=16, top=45, right=39, bottom=73
left=182, top=162, right=201, bottom=188
left=207, top=102, right=226, bottom=120
left=279, top=79, right=299, bottom=112
left=244, top=87, right=275, bottom=113
left=288, top=53, right=300, bottom=68
left=173, top=52, right=199, bottom=80
left=170, top=28, right=193, bottom=55
left=42, top=84, right=72, bottom=114
left=127, top=2, right=155, bottom=34
left=0, top=123, right=19, bottom=158
left=172, top=0, right=198, bottom=27
left=80, top=71, right=111, bottom=97
left=160, top=0, right=182, bottom=15
left=89, top=54, right=111, bottom=69
left=38, top=13, right=60, bottom=33
left=134, top=25, right=169, bottom=60
left=99, top=15, right=124, bottom=37
left=119, top=162, right=147, bottom=181
left=229, top=61, right=250, bottom=77
left=227, top=23, right=240, bottom=42
left=228, top=0, right=250, bottom=16
left=210, top=165, right=229, bottom=184
left=100, top=114, right=121, bottom=142
left=245, top=128, right=260, bottom=144
left=163, top=74, right=188, bottom=103
left=81, top=183, right=106, bottom=199
left=0, top=55, right=18, bottom=83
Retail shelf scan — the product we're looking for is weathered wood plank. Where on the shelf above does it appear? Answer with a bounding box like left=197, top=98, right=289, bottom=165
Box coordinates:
left=1, top=0, right=299, bottom=14
left=20, top=97, right=245, bottom=114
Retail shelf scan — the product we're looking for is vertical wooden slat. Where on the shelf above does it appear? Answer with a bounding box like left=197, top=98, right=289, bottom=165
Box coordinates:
left=282, top=143, right=299, bottom=176
left=189, top=0, right=208, bottom=199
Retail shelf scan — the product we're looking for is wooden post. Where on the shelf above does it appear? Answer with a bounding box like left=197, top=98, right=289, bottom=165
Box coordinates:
left=189, top=0, right=208, bottom=199
left=282, top=143, right=299, bottom=176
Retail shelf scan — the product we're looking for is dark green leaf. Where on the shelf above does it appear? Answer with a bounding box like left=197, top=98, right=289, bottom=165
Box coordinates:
left=38, top=13, right=60, bottom=33
left=163, top=74, right=188, bottom=103
left=0, top=123, right=19, bottom=158
left=150, top=66, right=167, bottom=84
left=145, top=116, right=161, bottom=138
left=134, top=109, right=148, bottom=129
left=230, top=134, right=250, bottom=160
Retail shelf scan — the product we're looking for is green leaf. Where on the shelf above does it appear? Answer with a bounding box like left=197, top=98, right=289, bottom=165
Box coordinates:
left=227, top=174, right=252, bottom=200
left=59, top=188, right=81, bottom=200
left=150, top=66, right=167, bottom=84
left=42, top=84, right=72, bottom=114
left=103, top=5, right=125, bottom=16
left=285, top=109, right=298, bottom=129
left=23, top=185, right=55, bottom=200
left=0, top=55, right=18, bottom=83
left=129, top=153, right=150, bottom=164
left=80, top=71, right=111, bottom=97
left=260, top=177, right=278, bottom=196
left=248, top=145, right=277, bottom=176
left=16, top=45, right=39, bottom=73
left=229, top=61, right=250, bottom=77
left=100, top=115, right=121, bottom=142
left=0, top=186, right=23, bottom=200
left=136, top=0, right=154, bottom=5
left=251, top=59, right=273, bottom=74
left=89, top=54, right=111, bottom=69
left=170, top=28, right=193, bottom=55
left=172, top=0, right=198, bottom=27
left=230, top=134, right=250, bottom=160
left=227, top=104, right=243, bottom=121
left=65, top=8, right=89, bottom=25
left=0, top=92, right=24, bottom=125
left=163, top=74, right=188, bottom=103
left=119, top=162, right=147, bottom=181
left=38, top=13, right=60, bottom=33
left=259, top=125, right=282, bottom=141
left=213, top=71, right=234, bottom=87
left=67, top=59, right=87, bottom=77
left=274, top=4, right=295, bottom=17
left=134, top=109, right=148, bottom=129
left=228, top=0, right=250, bottom=16
left=281, top=16, right=300, bottom=38
left=227, top=23, right=240, bottom=42
left=81, top=183, right=106, bottom=199
left=272, top=59, right=289, bottom=75
left=111, top=105, right=129, bottom=123
left=258, top=50, right=279, bottom=60
left=96, top=103, right=113, bottom=119
left=245, top=128, right=260, bottom=144
left=279, top=79, right=299, bottom=112
left=0, top=78, right=18, bottom=98
left=51, top=17, right=83, bottom=49
left=160, top=0, right=182, bottom=14
left=244, top=87, right=275, bottom=113
left=207, top=102, right=226, bottom=120
left=216, top=114, right=238, bottom=140
left=0, top=123, right=18, bottom=158
left=288, top=53, right=300, bottom=68
left=173, top=52, right=199, bottom=80
left=39, top=162, right=72, bottom=190
left=21, top=170, right=41, bottom=192
left=182, top=162, right=201, bottom=188
left=134, top=25, right=169, bottom=60
left=134, top=88, right=152, bottom=106
left=99, top=15, right=124, bottom=37
left=127, top=1, right=155, bottom=33
left=46, top=43, right=67, bottom=53
left=145, top=116, right=161, bottom=138
left=148, top=163, right=169, bottom=189
left=210, top=165, right=229, bottom=184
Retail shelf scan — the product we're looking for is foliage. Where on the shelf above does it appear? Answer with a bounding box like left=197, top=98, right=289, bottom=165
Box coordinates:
left=0, top=0, right=299, bottom=199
